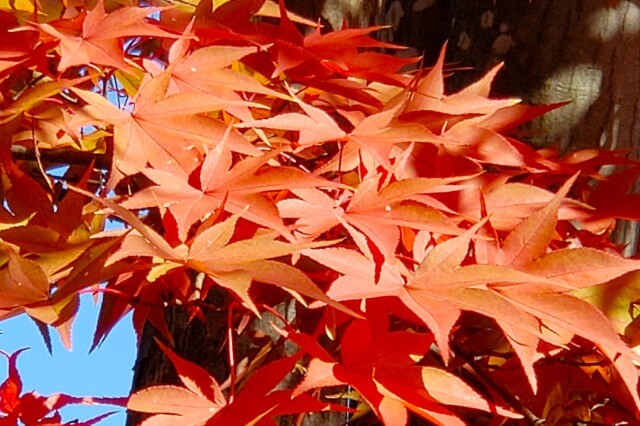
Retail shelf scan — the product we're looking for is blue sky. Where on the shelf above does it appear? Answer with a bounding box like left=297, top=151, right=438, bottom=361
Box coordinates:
left=0, top=159, right=137, bottom=424
left=2, top=53, right=151, bottom=426
left=1, top=294, right=136, bottom=425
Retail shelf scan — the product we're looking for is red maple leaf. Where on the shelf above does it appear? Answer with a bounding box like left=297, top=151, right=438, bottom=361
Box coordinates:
left=0, top=349, right=124, bottom=425
left=128, top=340, right=333, bottom=425
left=121, top=137, right=340, bottom=240
left=71, top=72, right=259, bottom=189
left=37, top=0, right=180, bottom=72
left=289, top=320, right=519, bottom=425
left=279, top=173, right=468, bottom=262
left=72, top=189, right=358, bottom=319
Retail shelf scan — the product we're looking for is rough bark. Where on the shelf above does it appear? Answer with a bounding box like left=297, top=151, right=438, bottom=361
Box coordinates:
left=285, top=0, right=379, bottom=30
left=448, top=1, right=640, bottom=152
left=127, top=289, right=231, bottom=425
left=445, top=0, right=640, bottom=254
left=389, top=0, right=452, bottom=63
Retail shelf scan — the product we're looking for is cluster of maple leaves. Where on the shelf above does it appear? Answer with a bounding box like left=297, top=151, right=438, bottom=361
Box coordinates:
left=2, top=0, right=640, bottom=424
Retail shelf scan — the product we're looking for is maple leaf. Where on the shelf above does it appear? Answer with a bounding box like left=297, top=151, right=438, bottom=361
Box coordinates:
left=189, top=1, right=413, bottom=103
left=404, top=44, right=520, bottom=116
left=264, top=0, right=414, bottom=84
left=0, top=163, right=117, bottom=348
left=6, top=0, right=640, bottom=423
left=37, top=0, right=180, bottom=72
left=457, top=179, right=589, bottom=231
left=207, top=353, right=336, bottom=425
left=121, top=136, right=342, bottom=240
left=342, top=104, right=451, bottom=170
left=90, top=266, right=191, bottom=350
left=0, top=156, right=53, bottom=227
left=238, top=91, right=453, bottom=171
left=129, top=341, right=331, bottom=425
left=279, top=174, right=468, bottom=262
left=477, top=101, right=568, bottom=134
left=0, top=76, right=93, bottom=129
left=304, top=225, right=549, bottom=367
left=168, top=44, right=270, bottom=97
left=127, top=340, right=227, bottom=425
left=0, top=349, right=25, bottom=419
left=493, top=281, right=640, bottom=412
left=478, top=174, right=614, bottom=286
left=290, top=320, right=519, bottom=425
left=306, top=195, right=637, bottom=398
left=443, top=125, right=541, bottom=168
left=0, top=242, right=50, bottom=311
left=236, top=85, right=347, bottom=146
left=71, top=72, right=260, bottom=189
left=495, top=174, right=578, bottom=269
left=91, top=271, right=144, bottom=351
left=0, top=12, right=40, bottom=77
left=74, top=189, right=358, bottom=317
left=0, top=349, right=124, bottom=425
left=525, top=248, right=640, bottom=290
left=486, top=203, right=640, bottom=405
left=471, top=174, right=640, bottom=399
left=165, top=40, right=288, bottom=121
left=398, top=44, right=559, bottom=170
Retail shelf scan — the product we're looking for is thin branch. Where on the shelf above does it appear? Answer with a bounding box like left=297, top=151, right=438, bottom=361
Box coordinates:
left=11, top=145, right=111, bottom=169
left=452, top=342, right=544, bottom=425
left=31, top=122, right=54, bottom=191
left=227, top=302, right=239, bottom=404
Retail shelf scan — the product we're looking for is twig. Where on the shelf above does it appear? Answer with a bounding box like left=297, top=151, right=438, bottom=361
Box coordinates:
left=31, top=121, right=54, bottom=191
left=11, top=145, right=110, bottom=169
left=452, top=342, right=544, bottom=425
left=227, top=302, right=239, bottom=404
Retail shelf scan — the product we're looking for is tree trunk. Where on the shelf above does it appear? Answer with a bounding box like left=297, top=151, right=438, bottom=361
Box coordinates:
left=127, top=289, right=231, bottom=425
left=388, top=0, right=452, bottom=63
left=445, top=0, right=640, bottom=254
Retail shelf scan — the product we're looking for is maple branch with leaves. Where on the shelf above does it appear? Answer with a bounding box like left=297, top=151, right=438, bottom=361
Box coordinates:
left=1, top=0, right=640, bottom=425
